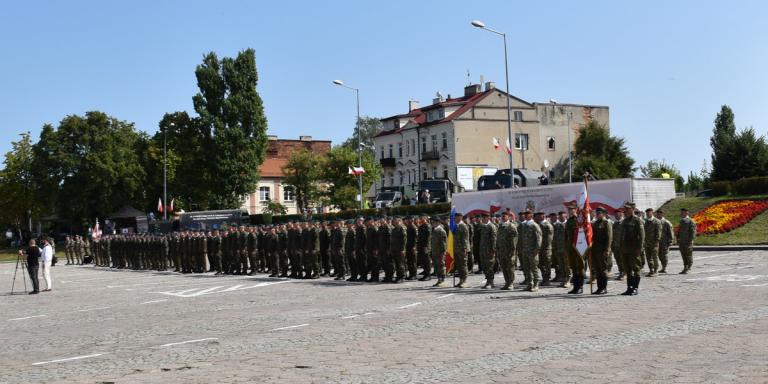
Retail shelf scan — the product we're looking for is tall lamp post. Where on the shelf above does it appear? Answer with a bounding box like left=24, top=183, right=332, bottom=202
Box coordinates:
left=471, top=19, right=516, bottom=187
left=163, top=123, right=172, bottom=220
left=333, top=80, right=364, bottom=210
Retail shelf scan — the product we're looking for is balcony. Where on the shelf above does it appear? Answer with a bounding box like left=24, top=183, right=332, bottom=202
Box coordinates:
left=420, top=150, right=440, bottom=161
left=380, top=157, right=396, bottom=167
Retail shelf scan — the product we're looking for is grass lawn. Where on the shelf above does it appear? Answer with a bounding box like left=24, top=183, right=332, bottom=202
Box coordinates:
left=660, top=194, right=768, bottom=245
left=0, top=251, right=22, bottom=263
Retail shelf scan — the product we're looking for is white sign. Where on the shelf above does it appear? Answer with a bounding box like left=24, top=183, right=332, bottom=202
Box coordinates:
left=456, top=166, right=498, bottom=191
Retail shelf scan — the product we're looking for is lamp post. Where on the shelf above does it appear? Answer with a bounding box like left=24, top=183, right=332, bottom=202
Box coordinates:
left=472, top=19, right=515, bottom=187
left=333, top=80, right=364, bottom=210
left=164, top=123, right=172, bottom=220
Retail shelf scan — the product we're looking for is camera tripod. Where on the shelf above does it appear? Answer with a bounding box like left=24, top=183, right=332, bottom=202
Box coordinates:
left=10, top=252, right=28, bottom=295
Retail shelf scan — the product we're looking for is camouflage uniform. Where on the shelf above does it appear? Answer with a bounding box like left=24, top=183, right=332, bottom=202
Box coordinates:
left=644, top=215, right=662, bottom=276
left=453, top=218, right=471, bottom=287
left=591, top=213, right=613, bottom=294
left=611, top=216, right=624, bottom=279
left=479, top=220, right=498, bottom=288
left=405, top=220, right=418, bottom=279
left=520, top=219, right=542, bottom=291
left=658, top=216, right=674, bottom=273
left=417, top=220, right=431, bottom=278
left=552, top=220, right=567, bottom=282
left=620, top=207, right=646, bottom=295
left=331, top=223, right=346, bottom=280
left=389, top=221, right=407, bottom=282
left=345, top=223, right=358, bottom=281
left=678, top=215, right=697, bottom=273
left=365, top=223, right=379, bottom=282
left=496, top=219, right=518, bottom=290
left=537, top=218, right=554, bottom=285
left=430, top=222, right=448, bottom=286
left=355, top=221, right=368, bottom=281
left=378, top=221, right=393, bottom=282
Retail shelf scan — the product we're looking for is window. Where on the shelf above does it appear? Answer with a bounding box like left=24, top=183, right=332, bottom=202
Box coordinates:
left=422, top=167, right=428, bottom=180
left=398, top=142, right=403, bottom=158
left=405, top=140, right=410, bottom=156
left=380, top=146, right=384, bottom=159
left=514, top=111, right=523, bottom=121
left=408, top=170, right=411, bottom=184
left=388, top=144, right=393, bottom=158
left=421, top=137, right=427, bottom=152
left=431, top=135, right=437, bottom=151
left=259, top=186, right=271, bottom=201
left=411, top=139, right=416, bottom=155
left=515, top=133, right=529, bottom=150
left=399, top=171, right=404, bottom=185
left=547, top=136, right=556, bottom=151
left=438, top=109, right=445, bottom=119
left=389, top=173, right=394, bottom=186
left=441, top=132, right=448, bottom=150
left=283, top=186, right=295, bottom=201
left=427, top=111, right=434, bottom=121
left=432, top=167, right=438, bottom=178
left=442, top=165, right=449, bottom=179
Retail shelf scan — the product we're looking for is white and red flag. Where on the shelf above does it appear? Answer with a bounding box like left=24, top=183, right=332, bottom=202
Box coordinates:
left=574, top=179, right=593, bottom=255
left=157, top=197, right=163, bottom=213
left=492, top=137, right=500, bottom=150
left=505, top=138, right=512, bottom=155
left=169, top=198, right=174, bottom=213
left=349, top=166, right=365, bottom=175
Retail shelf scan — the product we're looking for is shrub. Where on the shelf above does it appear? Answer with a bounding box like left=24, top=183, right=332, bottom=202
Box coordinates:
left=732, top=176, right=768, bottom=196
left=710, top=181, right=732, bottom=196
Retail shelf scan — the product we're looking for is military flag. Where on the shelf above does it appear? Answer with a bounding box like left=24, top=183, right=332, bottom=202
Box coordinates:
left=446, top=207, right=456, bottom=273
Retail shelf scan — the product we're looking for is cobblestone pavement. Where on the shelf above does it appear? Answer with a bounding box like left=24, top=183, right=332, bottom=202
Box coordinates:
left=1, top=250, right=767, bottom=383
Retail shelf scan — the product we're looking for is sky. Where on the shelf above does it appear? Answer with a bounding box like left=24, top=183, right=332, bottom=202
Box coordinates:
left=1, top=0, right=767, bottom=178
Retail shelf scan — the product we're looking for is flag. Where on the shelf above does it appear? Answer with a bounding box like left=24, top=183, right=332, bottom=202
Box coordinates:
left=446, top=207, right=456, bottom=274
left=573, top=179, right=593, bottom=255
left=349, top=166, right=365, bottom=175
left=492, top=137, right=500, bottom=150
left=93, top=219, right=101, bottom=240
left=348, top=166, right=354, bottom=175
left=157, top=197, right=163, bottom=213
left=505, top=138, right=512, bottom=155
left=169, top=198, right=174, bottom=213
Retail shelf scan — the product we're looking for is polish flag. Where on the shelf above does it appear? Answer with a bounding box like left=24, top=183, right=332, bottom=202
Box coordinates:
left=350, top=166, right=365, bottom=175
left=157, top=198, right=163, bottom=213
left=505, top=138, right=512, bottom=155
left=574, top=180, right=593, bottom=255
left=169, top=198, right=174, bottom=213
left=492, top=137, right=500, bottom=150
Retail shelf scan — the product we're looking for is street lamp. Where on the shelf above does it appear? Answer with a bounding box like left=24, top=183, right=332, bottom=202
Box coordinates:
left=164, top=122, right=173, bottom=220
left=550, top=100, right=573, bottom=183
left=333, top=79, right=364, bottom=210
left=471, top=19, right=516, bottom=188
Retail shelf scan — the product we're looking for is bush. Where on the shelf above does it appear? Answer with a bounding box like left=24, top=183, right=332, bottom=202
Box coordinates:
left=253, top=202, right=452, bottom=224
left=732, top=176, right=768, bottom=196
left=710, top=181, right=732, bottom=196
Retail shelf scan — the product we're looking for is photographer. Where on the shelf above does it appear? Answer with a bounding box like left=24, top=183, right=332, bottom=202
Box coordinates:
left=20, top=239, right=41, bottom=294
left=41, top=238, right=54, bottom=292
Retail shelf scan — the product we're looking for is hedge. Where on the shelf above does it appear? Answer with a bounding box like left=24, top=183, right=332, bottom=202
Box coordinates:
left=252, top=202, right=452, bottom=224
left=710, top=176, right=768, bottom=197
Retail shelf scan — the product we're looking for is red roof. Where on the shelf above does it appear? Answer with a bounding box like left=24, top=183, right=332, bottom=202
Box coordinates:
left=258, top=139, right=331, bottom=178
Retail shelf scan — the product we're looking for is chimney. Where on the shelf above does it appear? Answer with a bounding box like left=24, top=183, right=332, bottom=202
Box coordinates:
left=432, top=91, right=444, bottom=104
left=484, top=81, right=496, bottom=91
left=408, top=99, right=420, bottom=111
left=299, top=135, right=313, bottom=141
left=464, top=84, right=481, bottom=97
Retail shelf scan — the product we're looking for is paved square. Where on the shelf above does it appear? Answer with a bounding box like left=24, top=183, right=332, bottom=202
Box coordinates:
left=1, top=250, right=767, bottom=383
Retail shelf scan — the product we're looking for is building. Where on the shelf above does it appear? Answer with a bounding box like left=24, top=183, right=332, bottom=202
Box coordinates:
left=373, top=83, right=609, bottom=191
left=242, top=136, right=331, bottom=214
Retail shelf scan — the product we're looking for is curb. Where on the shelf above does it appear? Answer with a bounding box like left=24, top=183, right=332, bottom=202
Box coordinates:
left=670, top=245, right=768, bottom=251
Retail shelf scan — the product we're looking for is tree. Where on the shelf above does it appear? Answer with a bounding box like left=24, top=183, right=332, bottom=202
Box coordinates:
left=0, top=132, right=38, bottom=233
left=570, top=121, right=635, bottom=180
left=728, top=127, right=768, bottom=180
left=339, top=116, right=382, bottom=151
left=189, top=49, right=269, bottom=209
left=282, top=149, right=323, bottom=214
left=31, top=112, right=147, bottom=227
left=639, top=159, right=684, bottom=191
left=710, top=105, right=737, bottom=181
left=263, top=199, right=288, bottom=215
left=322, top=146, right=381, bottom=210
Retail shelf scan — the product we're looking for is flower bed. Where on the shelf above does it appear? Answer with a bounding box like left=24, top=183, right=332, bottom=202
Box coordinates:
left=692, top=199, right=768, bottom=235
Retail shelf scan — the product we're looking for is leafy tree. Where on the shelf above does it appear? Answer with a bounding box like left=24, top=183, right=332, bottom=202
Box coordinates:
left=282, top=149, right=323, bottom=214
left=340, top=116, right=382, bottom=151
left=710, top=105, right=737, bottom=181
left=322, top=146, right=381, bottom=210
left=263, top=199, right=288, bottom=215
left=0, top=132, right=39, bottom=233
left=685, top=171, right=703, bottom=193
left=639, top=159, right=684, bottom=191
left=570, top=121, right=635, bottom=180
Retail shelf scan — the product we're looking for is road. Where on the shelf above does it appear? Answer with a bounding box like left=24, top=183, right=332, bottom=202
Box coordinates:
left=1, top=250, right=767, bottom=383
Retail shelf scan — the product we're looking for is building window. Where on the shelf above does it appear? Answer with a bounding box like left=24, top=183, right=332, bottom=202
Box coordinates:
left=389, top=173, right=394, bottom=186
left=441, top=132, right=448, bottom=150
left=388, top=144, right=393, bottom=158
left=427, top=111, right=434, bottom=122
left=380, top=146, right=384, bottom=159
left=515, top=133, right=529, bottom=150
left=438, top=109, right=445, bottom=119
left=411, top=139, right=416, bottom=155
left=405, top=140, right=410, bottom=156
left=431, top=135, right=437, bottom=151
left=432, top=167, right=438, bottom=178
left=399, top=171, right=404, bottom=185
left=422, top=167, right=428, bottom=180
left=547, top=136, right=556, bottom=151
left=514, top=111, right=523, bottom=121
left=283, top=186, right=295, bottom=201
left=421, top=137, right=427, bottom=152
left=408, top=170, right=411, bottom=184
left=398, top=142, right=403, bottom=158
left=442, top=165, right=448, bottom=179
left=259, top=186, right=271, bottom=201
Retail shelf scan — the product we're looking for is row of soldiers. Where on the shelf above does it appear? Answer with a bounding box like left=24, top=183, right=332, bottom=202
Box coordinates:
left=67, top=203, right=697, bottom=295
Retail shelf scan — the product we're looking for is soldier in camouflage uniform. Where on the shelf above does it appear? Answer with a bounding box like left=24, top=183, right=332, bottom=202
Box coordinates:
left=74, top=236, right=84, bottom=265
left=452, top=212, right=471, bottom=288
left=365, top=218, right=380, bottom=282
left=520, top=210, right=542, bottom=292
left=591, top=207, right=613, bottom=294
left=472, top=215, right=482, bottom=274
left=612, top=209, right=625, bottom=280
left=355, top=217, right=367, bottom=282
left=496, top=211, right=518, bottom=290
left=319, top=222, right=331, bottom=276
left=656, top=209, right=674, bottom=274
left=564, top=204, right=585, bottom=294
left=209, top=230, right=223, bottom=274
left=644, top=208, right=662, bottom=277
left=303, top=222, right=320, bottom=279
left=430, top=216, right=447, bottom=287
left=479, top=213, right=498, bottom=289
left=265, top=226, right=279, bottom=277
left=404, top=216, right=419, bottom=280
left=621, top=202, right=645, bottom=295
left=344, top=220, right=358, bottom=281
left=278, top=224, right=289, bottom=277
left=389, top=216, right=407, bottom=283
left=331, top=219, right=347, bottom=280
left=417, top=215, right=432, bottom=279
left=287, top=222, right=300, bottom=278
left=378, top=217, right=393, bottom=283
left=535, top=212, right=554, bottom=286
left=678, top=208, right=697, bottom=274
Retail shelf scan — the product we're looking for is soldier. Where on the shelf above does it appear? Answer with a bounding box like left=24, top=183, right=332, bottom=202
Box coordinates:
left=520, top=210, right=542, bottom=292
left=265, top=226, right=279, bottom=277
left=365, top=218, right=379, bottom=282
left=378, top=217, right=393, bottom=283
left=678, top=208, right=697, bottom=274
left=644, top=208, right=662, bottom=277
left=417, top=215, right=432, bottom=279
left=304, top=221, right=320, bottom=279
left=389, top=216, right=407, bottom=283
left=287, top=222, right=299, bottom=278
left=344, top=220, right=358, bottom=281
left=612, top=209, right=625, bottom=280
left=246, top=226, right=258, bottom=275
left=452, top=212, right=471, bottom=288
left=471, top=215, right=483, bottom=274
left=277, top=224, right=289, bottom=277
left=591, top=207, right=613, bottom=294
left=429, top=216, right=448, bottom=287
left=199, top=231, right=208, bottom=273
left=656, top=209, right=674, bottom=274
left=319, top=222, right=331, bottom=276
left=404, top=216, right=419, bottom=280
left=565, top=204, right=585, bottom=294
left=535, top=212, right=554, bottom=286
left=549, top=213, right=563, bottom=282
left=496, top=211, right=518, bottom=290
left=209, top=230, right=223, bottom=274
left=466, top=215, right=475, bottom=274
left=479, top=213, right=498, bottom=289
left=331, top=219, right=347, bottom=280
left=621, top=202, right=645, bottom=295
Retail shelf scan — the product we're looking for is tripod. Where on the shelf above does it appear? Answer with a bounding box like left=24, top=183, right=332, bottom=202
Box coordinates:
left=10, top=252, right=28, bottom=295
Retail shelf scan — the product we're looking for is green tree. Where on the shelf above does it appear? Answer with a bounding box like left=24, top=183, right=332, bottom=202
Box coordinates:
left=263, top=199, right=288, bottom=215
left=340, top=116, right=383, bottom=151
left=685, top=171, right=703, bottom=193
left=710, top=105, right=738, bottom=181
left=31, top=112, right=147, bottom=227
left=322, top=146, right=381, bottom=210
left=570, top=121, right=635, bottom=180
left=282, top=149, right=323, bottom=214
left=639, top=159, right=684, bottom=191
left=0, top=132, right=39, bottom=233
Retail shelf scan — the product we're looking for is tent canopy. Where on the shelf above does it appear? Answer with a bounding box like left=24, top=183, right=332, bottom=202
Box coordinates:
left=109, top=205, right=145, bottom=219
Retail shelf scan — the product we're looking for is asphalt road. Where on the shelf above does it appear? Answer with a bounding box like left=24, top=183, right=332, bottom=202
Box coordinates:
left=1, top=250, right=767, bottom=383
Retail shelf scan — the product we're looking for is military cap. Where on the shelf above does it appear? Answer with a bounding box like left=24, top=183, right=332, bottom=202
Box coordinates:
left=595, top=207, right=606, bottom=213
left=454, top=212, right=464, bottom=217
left=430, top=216, right=440, bottom=221
left=624, top=202, right=636, bottom=209
left=680, top=207, right=689, bottom=212
left=481, top=212, right=490, bottom=217
left=557, top=211, right=565, bottom=215
left=534, top=211, right=545, bottom=216
left=474, top=214, right=482, bottom=219
left=645, top=208, right=654, bottom=212
left=501, top=210, right=510, bottom=216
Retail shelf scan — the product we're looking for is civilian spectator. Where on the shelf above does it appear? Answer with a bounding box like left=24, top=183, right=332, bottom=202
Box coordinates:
left=41, top=238, right=54, bottom=292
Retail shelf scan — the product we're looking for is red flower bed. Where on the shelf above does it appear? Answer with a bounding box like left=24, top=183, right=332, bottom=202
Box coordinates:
left=691, top=199, right=768, bottom=235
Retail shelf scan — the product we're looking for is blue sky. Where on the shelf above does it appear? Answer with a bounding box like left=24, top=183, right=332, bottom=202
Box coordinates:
left=1, top=0, right=766, bottom=178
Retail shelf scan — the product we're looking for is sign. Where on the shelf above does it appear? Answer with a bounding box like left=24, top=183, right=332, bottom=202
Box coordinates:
left=456, top=166, right=497, bottom=191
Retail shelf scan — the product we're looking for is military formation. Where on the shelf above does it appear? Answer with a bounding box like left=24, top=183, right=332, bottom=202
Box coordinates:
left=62, top=204, right=696, bottom=296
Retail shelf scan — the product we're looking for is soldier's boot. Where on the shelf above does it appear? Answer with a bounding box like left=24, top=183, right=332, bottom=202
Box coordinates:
left=432, top=276, right=445, bottom=287
left=482, top=277, right=493, bottom=289
left=521, top=278, right=530, bottom=286
left=567, top=277, right=582, bottom=294
left=456, top=277, right=467, bottom=288
left=631, top=276, right=640, bottom=295
left=616, top=272, right=625, bottom=281
left=381, top=275, right=394, bottom=283
left=621, top=276, right=634, bottom=295
left=500, top=282, right=511, bottom=290
left=368, top=272, right=380, bottom=283
left=529, top=281, right=539, bottom=292
left=593, top=276, right=607, bottom=295
left=540, top=278, right=551, bottom=287
left=679, top=265, right=689, bottom=274
left=418, top=273, right=432, bottom=282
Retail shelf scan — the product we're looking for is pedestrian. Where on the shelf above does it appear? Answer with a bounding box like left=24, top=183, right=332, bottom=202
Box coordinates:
left=678, top=208, right=697, bottom=274
left=20, top=239, right=41, bottom=294
left=41, top=238, right=54, bottom=292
